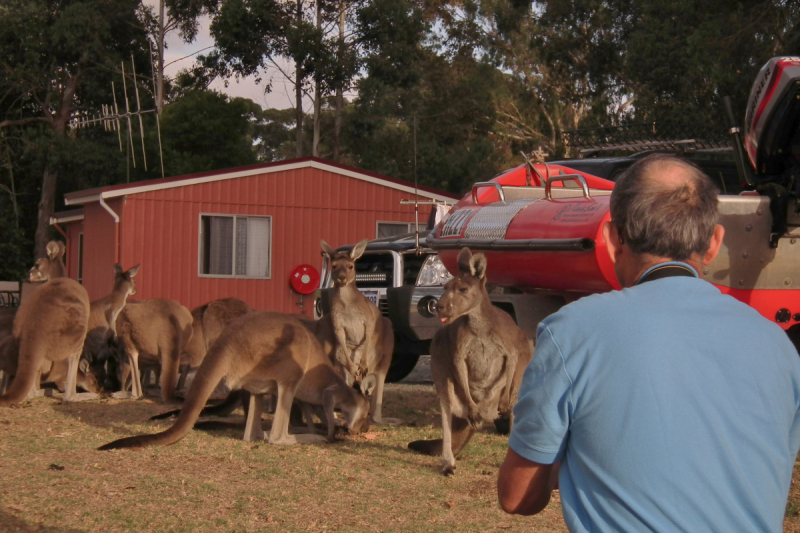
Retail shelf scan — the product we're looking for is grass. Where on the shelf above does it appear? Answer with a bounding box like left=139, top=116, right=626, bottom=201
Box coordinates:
left=0, top=382, right=566, bottom=533
left=1, top=382, right=799, bottom=532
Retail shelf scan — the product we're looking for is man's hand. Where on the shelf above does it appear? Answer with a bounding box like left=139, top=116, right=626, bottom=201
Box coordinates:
left=497, top=448, right=559, bottom=515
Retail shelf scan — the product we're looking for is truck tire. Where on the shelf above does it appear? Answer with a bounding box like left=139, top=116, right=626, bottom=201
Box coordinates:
left=385, top=353, right=421, bottom=383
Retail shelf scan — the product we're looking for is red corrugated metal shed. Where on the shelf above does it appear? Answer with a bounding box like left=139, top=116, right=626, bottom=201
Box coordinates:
left=57, top=157, right=458, bottom=315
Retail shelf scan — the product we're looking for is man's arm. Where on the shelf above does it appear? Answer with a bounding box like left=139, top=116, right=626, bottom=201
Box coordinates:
left=497, top=447, right=559, bottom=515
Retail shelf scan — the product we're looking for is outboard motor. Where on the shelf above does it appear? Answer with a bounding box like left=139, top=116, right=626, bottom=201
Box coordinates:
left=743, top=57, right=800, bottom=246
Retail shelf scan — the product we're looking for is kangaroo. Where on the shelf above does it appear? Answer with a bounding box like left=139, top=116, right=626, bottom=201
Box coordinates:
left=44, top=264, right=140, bottom=394
left=26, top=240, right=67, bottom=283
left=319, top=239, right=401, bottom=426
left=178, top=297, right=254, bottom=391
left=98, top=311, right=372, bottom=450
left=0, top=241, right=96, bottom=398
left=114, top=298, right=193, bottom=402
left=408, top=248, right=532, bottom=475
left=0, top=277, right=95, bottom=406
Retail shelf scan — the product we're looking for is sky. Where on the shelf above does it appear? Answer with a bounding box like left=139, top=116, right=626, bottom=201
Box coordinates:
left=143, top=0, right=302, bottom=111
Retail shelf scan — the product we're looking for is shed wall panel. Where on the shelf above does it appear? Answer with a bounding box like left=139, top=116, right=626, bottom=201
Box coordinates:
left=82, top=199, right=122, bottom=301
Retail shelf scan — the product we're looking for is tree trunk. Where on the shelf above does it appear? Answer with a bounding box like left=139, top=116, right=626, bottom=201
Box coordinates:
left=35, top=162, right=57, bottom=259
left=333, top=2, right=345, bottom=162
left=296, top=62, right=304, bottom=158
left=295, top=0, right=304, bottom=158
left=312, top=0, right=322, bottom=157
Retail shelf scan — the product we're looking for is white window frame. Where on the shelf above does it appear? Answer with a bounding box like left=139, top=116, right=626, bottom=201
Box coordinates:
left=376, top=221, right=414, bottom=238
left=197, top=213, right=272, bottom=279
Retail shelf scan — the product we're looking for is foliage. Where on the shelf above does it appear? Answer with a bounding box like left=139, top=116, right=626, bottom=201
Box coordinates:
left=156, top=90, right=259, bottom=176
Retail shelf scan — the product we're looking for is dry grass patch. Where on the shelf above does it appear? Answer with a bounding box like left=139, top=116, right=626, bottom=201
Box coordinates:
left=0, top=383, right=565, bottom=533
left=2, top=383, right=799, bottom=532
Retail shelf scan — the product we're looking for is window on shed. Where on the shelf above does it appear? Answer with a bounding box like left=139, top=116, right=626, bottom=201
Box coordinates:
left=376, top=222, right=413, bottom=238
left=200, top=215, right=271, bottom=278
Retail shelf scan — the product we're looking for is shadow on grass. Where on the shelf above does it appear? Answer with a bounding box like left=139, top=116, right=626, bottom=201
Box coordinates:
left=1, top=508, right=85, bottom=533
left=48, top=396, right=179, bottom=437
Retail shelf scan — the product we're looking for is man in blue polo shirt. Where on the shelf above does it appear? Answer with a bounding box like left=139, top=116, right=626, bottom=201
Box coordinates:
left=497, top=153, right=800, bottom=532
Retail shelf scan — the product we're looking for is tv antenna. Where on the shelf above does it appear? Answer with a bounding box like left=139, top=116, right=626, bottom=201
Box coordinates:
left=69, top=54, right=165, bottom=179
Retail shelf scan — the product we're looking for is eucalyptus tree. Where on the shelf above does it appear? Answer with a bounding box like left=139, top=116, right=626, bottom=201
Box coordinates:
left=0, top=0, right=149, bottom=258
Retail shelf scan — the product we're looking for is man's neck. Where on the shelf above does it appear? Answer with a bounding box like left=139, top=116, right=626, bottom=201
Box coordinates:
left=624, top=254, right=703, bottom=288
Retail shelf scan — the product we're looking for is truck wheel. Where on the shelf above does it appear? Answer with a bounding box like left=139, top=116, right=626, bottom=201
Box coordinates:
left=385, top=353, right=421, bottom=383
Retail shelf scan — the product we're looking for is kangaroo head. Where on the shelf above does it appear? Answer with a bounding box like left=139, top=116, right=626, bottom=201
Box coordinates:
left=328, top=376, right=373, bottom=435
left=435, top=247, right=487, bottom=325
left=113, top=263, right=140, bottom=297
left=321, top=239, right=368, bottom=287
left=27, top=241, right=67, bottom=283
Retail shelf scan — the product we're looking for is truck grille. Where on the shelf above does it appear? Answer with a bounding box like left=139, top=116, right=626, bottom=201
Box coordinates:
left=379, top=298, right=389, bottom=316
left=354, top=253, right=394, bottom=289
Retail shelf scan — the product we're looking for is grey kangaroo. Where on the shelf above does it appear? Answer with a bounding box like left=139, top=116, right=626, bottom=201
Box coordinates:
left=319, top=239, right=401, bottom=426
left=408, top=248, right=532, bottom=475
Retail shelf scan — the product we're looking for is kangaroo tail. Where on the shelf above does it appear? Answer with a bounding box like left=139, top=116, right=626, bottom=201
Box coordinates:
left=407, top=416, right=474, bottom=456
left=99, top=343, right=232, bottom=450
left=148, top=389, right=246, bottom=421
left=0, top=338, right=42, bottom=407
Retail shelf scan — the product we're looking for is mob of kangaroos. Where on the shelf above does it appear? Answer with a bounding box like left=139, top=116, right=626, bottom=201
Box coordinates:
left=6, top=237, right=538, bottom=485
left=99, top=311, right=372, bottom=450
left=409, top=247, right=532, bottom=475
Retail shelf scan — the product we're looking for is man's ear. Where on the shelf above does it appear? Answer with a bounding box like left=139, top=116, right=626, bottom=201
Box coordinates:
left=603, top=222, right=622, bottom=265
left=702, top=224, right=725, bottom=265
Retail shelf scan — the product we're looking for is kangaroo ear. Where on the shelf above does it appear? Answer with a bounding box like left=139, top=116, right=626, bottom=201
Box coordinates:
left=469, top=252, right=488, bottom=281
left=46, top=241, right=62, bottom=260
left=350, top=239, right=369, bottom=261
left=321, top=240, right=336, bottom=257
left=127, top=264, right=140, bottom=277
left=360, top=373, right=378, bottom=396
left=456, top=247, right=473, bottom=274
left=114, top=264, right=124, bottom=276
left=78, top=358, right=90, bottom=375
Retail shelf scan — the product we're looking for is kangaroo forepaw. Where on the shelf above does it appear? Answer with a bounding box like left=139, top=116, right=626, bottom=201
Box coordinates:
left=441, top=464, right=456, bottom=476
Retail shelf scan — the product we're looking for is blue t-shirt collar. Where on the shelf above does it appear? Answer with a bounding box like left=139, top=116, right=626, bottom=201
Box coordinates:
left=636, top=261, right=699, bottom=285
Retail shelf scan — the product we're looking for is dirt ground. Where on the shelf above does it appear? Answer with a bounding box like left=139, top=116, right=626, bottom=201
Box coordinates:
left=1, top=359, right=799, bottom=532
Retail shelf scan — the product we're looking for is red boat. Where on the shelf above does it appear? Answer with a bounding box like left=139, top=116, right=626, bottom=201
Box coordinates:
left=429, top=57, right=800, bottom=334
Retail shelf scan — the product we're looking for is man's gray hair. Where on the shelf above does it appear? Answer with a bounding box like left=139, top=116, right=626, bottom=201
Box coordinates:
left=609, top=153, right=719, bottom=261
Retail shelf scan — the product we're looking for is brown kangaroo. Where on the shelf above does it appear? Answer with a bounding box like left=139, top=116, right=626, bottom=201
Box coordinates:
left=98, top=311, right=372, bottom=450
left=319, top=239, right=401, bottom=426
left=0, top=242, right=97, bottom=398
left=0, top=277, right=95, bottom=406
left=178, top=297, right=254, bottom=391
left=114, top=298, right=193, bottom=402
left=26, top=241, right=67, bottom=283
left=408, top=248, right=532, bottom=475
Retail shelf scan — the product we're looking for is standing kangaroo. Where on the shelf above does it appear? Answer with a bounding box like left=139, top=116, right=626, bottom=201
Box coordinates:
left=0, top=241, right=97, bottom=400
left=178, top=297, right=254, bottom=391
left=114, top=298, right=193, bottom=402
left=0, top=277, right=95, bottom=406
left=408, top=248, right=532, bottom=475
left=99, top=311, right=372, bottom=450
left=319, top=240, right=401, bottom=426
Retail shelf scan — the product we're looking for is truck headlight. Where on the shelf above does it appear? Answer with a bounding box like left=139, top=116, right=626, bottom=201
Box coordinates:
left=416, top=254, right=454, bottom=287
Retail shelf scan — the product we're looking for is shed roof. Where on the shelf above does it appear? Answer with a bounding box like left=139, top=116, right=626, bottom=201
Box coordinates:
left=64, top=157, right=459, bottom=206
left=50, top=208, right=84, bottom=224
